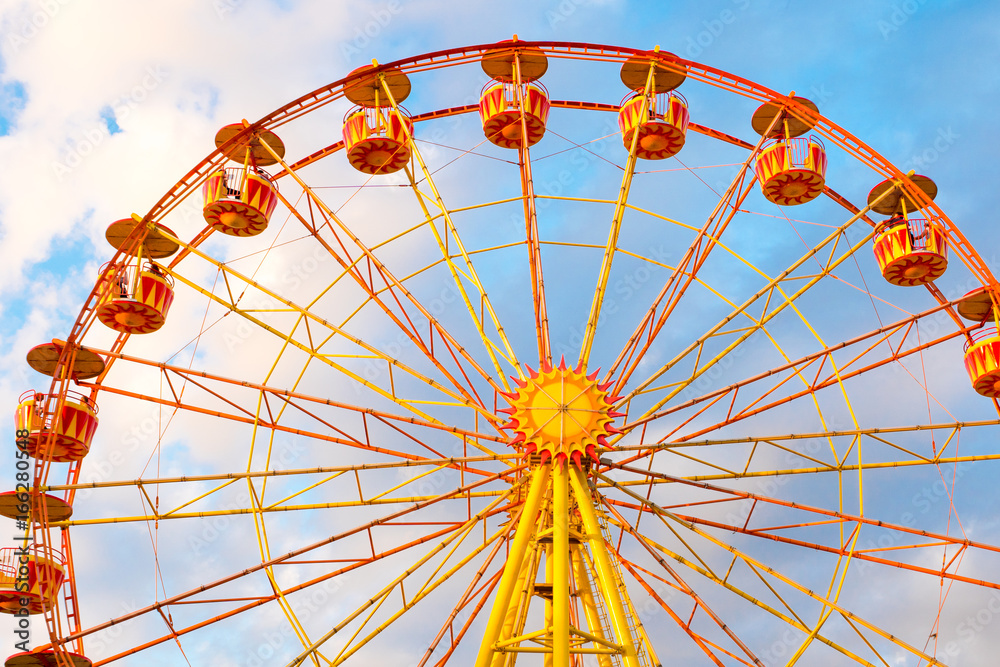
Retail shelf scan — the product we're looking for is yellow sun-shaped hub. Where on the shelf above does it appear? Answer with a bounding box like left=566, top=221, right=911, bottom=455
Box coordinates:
left=500, top=360, right=622, bottom=467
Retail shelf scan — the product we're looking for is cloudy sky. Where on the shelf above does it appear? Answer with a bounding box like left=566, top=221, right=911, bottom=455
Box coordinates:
left=2, top=1, right=1000, bottom=666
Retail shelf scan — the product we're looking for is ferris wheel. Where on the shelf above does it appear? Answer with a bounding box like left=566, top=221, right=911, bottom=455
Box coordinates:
left=5, top=39, right=1000, bottom=666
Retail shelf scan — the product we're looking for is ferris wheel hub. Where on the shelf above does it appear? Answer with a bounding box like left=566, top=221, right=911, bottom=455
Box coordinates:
left=501, top=362, right=621, bottom=466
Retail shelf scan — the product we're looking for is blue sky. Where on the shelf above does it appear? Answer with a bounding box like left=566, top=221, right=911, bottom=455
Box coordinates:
left=2, top=1, right=1000, bottom=665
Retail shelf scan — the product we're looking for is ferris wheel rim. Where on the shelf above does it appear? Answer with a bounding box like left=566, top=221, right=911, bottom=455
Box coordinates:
left=20, top=38, right=1000, bottom=666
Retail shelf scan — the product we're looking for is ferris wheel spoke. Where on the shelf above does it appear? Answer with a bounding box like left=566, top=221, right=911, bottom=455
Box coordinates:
left=607, top=135, right=883, bottom=398
left=598, top=497, right=765, bottom=665
left=613, top=557, right=729, bottom=666
left=398, top=162, right=522, bottom=386
left=610, top=446, right=1000, bottom=488
left=382, top=71, right=524, bottom=387
left=85, top=517, right=503, bottom=666
left=608, top=512, right=835, bottom=664
left=77, top=352, right=509, bottom=473
left=610, top=514, right=883, bottom=666
left=325, top=524, right=508, bottom=666
left=617, top=553, right=822, bottom=667
left=414, top=526, right=510, bottom=666
left=601, top=480, right=948, bottom=665
left=55, top=466, right=519, bottom=663
left=284, top=487, right=514, bottom=666
left=603, top=464, right=999, bottom=583
left=48, top=453, right=513, bottom=530
left=54, top=465, right=510, bottom=529
left=603, top=540, right=728, bottom=667
left=51, top=489, right=506, bottom=527
left=424, top=569, right=504, bottom=667
left=152, top=232, right=503, bottom=437
left=618, top=171, right=925, bottom=425
left=262, top=154, right=503, bottom=412
left=578, top=61, right=659, bottom=367
left=512, top=54, right=552, bottom=367
left=619, top=495, right=982, bottom=590
left=622, top=301, right=970, bottom=447
left=618, top=202, right=877, bottom=408
left=612, top=419, right=1000, bottom=485
left=608, top=129, right=771, bottom=394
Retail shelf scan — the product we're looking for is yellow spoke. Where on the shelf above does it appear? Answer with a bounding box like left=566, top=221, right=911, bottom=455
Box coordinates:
left=579, top=60, right=656, bottom=365
left=155, top=227, right=500, bottom=434
left=263, top=141, right=504, bottom=407
left=51, top=491, right=506, bottom=527
left=382, top=70, right=522, bottom=386
left=287, top=482, right=517, bottom=666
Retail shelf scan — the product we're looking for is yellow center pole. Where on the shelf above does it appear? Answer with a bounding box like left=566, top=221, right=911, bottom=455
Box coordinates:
left=552, top=463, right=570, bottom=666
left=572, top=546, right=613, bottom=667
left=568, top=466, right=640, bottom=667
left=475, top=464, right=552, bottom=667
left=544, top=538, right=553, bottom=667
left=493, top=545, right=537, bottom=667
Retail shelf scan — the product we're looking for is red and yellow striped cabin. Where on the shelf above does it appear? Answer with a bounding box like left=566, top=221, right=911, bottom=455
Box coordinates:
left=872, top=218, right=948, bottom=286
left=0, top=545, right=65, bottom=615
left=95, top=261, right=175, bottom=334
left=342, top=106, right=413, bottom=175
left=754, top=137, right=827, bottom=206
left=617, top=91, right=689, bottom=160
left=15, top=390, right=98, bottom=462
left=479, top=81, right=550, bottom=149
left=965, top=326, right=1000, bottom=397
left=202, top=166, right=279, bottom=237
